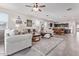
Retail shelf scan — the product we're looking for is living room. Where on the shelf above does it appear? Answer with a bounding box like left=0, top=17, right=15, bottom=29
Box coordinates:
left=0, top=3, right=79, bottom=56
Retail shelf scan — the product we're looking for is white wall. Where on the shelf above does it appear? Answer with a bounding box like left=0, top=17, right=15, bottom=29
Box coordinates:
left=0, top=8, right=27, bottom=29
left=0, top=8, right=52, bottom=31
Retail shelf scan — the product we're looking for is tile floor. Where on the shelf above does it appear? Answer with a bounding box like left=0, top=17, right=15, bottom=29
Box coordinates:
left=0, top=34, right=79, bottom=56
left=48, top=34, right=79, bottom=56
left=12, top=34, right=79, bottom=56
left=0, top=41, right=5, bottom=55
left=10, top=37, right=63, bottom=56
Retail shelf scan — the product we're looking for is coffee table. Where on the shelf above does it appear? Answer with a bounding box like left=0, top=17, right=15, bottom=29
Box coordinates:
left=32, top=34, right=41, bottom=42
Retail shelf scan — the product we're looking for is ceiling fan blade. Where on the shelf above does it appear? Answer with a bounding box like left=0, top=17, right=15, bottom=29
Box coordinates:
left=66, top=8, right=72, bottom=11
left=25, top=5, right=32, bottom=7
left=39, top=5, right=46, bottom=7
left=39, top=9, right=42, bottom=12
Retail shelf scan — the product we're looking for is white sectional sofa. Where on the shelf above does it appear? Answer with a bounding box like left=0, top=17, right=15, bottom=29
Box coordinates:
left=4, top=30, right=32, bottom=55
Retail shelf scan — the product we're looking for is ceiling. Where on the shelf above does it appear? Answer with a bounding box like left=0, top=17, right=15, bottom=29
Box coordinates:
left=0, top=3, right=79, bottom=21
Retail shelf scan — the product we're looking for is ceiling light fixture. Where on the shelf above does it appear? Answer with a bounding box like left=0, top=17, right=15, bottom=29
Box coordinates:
left=33, top=7, right=39, bottom=12
left=25, top=3, right=46, bottom=12
left=16, top=16, right=22, bottom=24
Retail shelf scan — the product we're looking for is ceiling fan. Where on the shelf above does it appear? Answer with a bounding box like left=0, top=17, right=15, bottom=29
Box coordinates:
left=25, top=3, right=46, bottom=12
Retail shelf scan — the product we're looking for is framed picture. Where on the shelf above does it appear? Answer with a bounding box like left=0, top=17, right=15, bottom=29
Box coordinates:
left=16, top=20, right=22, bottom=24
left=27, top=20, right=32, bottom=27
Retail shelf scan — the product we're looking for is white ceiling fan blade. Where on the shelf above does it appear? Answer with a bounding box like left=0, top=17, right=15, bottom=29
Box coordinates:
left=25, top=5, right=33, bottom=7
left=66, top=8, right=72, bottom=11
left=39, top=5, right=46, bottom=7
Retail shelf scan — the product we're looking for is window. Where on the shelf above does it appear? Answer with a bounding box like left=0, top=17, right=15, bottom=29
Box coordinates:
left=0, top=12, right=8, bottom=30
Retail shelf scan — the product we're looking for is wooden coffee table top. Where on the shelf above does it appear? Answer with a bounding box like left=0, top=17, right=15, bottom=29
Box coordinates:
left=32, top=33, right=41, bottom=42
left=33, top=33, right=40, bottom=37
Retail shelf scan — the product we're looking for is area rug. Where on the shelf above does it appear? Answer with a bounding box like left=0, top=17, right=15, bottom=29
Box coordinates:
left=32, top=37, right=64, bottom=56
